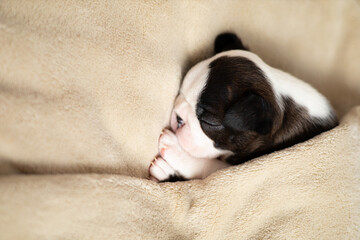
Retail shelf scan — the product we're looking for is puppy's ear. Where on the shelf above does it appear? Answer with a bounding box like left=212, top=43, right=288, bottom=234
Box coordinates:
left=224, top=92, right=274, bottom=135
left=214, top=33, right=249, bottom=54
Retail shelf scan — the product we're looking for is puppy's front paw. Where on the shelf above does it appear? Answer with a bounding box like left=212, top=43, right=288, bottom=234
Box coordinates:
left=148, top=129, right=186, bottom=182
left=156, top=128, right=204, bottom=180
left=149, top=128, right=205, bottom=182
left=158, top=129, right=183, bottom=165
left=148, top=156, right=184, bottom=182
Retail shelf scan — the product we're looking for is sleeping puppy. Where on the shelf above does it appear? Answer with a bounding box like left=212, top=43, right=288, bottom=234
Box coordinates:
left=149, top=33, right=338, bottom=182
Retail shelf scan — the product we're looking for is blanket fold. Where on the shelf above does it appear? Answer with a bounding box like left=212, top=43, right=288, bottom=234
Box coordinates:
left=0, top=107, right=359, bottom=239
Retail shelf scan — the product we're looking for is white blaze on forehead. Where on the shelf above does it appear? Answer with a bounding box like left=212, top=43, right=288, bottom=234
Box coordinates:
left=179, top=60, right=210, bottom=110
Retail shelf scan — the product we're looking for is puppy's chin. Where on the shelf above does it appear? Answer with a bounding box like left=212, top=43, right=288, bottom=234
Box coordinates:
left=177, top=132, right=229, bottom=159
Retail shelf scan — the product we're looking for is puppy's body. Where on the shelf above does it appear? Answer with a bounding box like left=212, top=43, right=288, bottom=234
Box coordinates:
left=149, top=33, right=337, bottom=182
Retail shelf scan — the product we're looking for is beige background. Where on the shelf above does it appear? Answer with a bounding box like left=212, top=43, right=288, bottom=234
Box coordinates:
left=0, top=0, right=359, bottom=239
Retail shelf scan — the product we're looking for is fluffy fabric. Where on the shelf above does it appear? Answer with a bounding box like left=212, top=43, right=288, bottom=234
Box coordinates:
left=0, top=0, right=359, bottom=239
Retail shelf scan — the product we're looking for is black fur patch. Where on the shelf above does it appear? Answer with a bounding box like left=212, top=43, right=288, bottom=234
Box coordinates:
left=196, top=55, right=337, bottom=165
left=214, top=33, right=249, bottom=53
left=223, top=92, right=274, bottom=135
left=196, top=56, right=279, bottom=158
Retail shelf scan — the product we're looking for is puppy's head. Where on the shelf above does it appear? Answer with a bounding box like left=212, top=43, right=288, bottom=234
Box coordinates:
left=171, top=33, right=337, bottom=163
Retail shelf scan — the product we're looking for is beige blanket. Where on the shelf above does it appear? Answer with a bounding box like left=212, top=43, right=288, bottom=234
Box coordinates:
left=0, top=0, right=359, bottom=239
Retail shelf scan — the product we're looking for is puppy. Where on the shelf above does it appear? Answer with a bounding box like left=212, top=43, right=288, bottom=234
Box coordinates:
left=149, top=33, right=338, bottom=182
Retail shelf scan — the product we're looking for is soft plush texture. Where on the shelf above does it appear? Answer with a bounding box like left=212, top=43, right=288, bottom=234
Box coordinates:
left=0, top=0, right=359, bottom=239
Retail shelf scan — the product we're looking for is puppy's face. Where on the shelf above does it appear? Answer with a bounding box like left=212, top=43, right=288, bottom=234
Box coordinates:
left=171, top=50, right=278, bottom=160
left=170, top=34, right=337, bottom=163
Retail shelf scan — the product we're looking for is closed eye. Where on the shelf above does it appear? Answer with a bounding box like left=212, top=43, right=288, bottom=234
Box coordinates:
left=199, top=112, right=222, bottom=126
left=200, top=118, right=220, bottom=126
left=200, top=119, right=224, bottom=130
left=198, top=113, right=224, bottom=131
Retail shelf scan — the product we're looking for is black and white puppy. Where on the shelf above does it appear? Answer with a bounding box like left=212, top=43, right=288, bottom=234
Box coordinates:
left=149, top=33, right=338, bottom=182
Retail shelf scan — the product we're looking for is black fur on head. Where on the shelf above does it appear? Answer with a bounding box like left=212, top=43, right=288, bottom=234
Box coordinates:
left=196, top=55, right=280, bottom=162
left=196, top=33, right=278, bottom=161
left=196, top=33, right=338, bottom=165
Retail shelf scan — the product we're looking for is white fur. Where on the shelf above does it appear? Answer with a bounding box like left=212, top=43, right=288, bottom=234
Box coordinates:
left=267, top=67, right=332, bottom=118
left=179, top=60, right=210, bottom=110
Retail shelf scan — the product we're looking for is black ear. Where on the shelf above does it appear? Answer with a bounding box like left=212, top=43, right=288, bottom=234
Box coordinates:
left=224, top=92, right=274, bottom=135
left=214, top=33, right=249, bottom=54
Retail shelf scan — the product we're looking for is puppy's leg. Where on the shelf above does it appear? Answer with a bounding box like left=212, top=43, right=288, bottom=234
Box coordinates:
left=149, top=129, right=230, bottom=181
